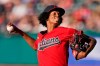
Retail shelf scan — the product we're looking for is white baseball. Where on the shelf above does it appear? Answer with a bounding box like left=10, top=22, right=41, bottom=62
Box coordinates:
left=6, top=25, right=14, bottom=32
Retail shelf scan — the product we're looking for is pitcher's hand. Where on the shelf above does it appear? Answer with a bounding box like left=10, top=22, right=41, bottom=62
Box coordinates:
left=6, top=22, right=19, bottom=33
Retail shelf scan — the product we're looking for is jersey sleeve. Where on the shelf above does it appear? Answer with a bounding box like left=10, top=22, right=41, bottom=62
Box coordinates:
left=34, top=38, right=38, bottom=50
left=33, top=33, right=41, bottom=50
left=33, top=32, right=43, bottom=50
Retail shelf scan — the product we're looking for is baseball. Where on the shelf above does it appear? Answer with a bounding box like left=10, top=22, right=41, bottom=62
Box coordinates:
left=6, top=25, right=14, bottom=32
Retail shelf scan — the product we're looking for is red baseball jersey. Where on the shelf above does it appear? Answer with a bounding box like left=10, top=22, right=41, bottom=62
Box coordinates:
left=34, top=27, right=79, bottom=66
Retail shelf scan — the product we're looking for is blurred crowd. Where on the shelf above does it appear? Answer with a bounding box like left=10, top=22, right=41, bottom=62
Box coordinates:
left=0, top=0, right=100, bottom=36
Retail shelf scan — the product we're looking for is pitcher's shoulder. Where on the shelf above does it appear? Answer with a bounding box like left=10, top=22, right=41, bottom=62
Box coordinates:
left=57, top=26, right=77, bottom=31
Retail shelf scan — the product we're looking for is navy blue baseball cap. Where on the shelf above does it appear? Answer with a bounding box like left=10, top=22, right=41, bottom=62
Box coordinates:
left=43, top=5, right=65, bottom=16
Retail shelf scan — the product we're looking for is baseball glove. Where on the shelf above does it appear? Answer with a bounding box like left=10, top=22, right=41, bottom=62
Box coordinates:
left=69, top=31, right=90, bottom=60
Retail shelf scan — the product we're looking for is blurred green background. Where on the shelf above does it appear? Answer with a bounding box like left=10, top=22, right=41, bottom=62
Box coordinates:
left=0, top=33, right=38, bottom=64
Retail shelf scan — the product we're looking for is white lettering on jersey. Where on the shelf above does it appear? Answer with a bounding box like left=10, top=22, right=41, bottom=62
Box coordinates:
left=38, top=37, right=60, bottom=50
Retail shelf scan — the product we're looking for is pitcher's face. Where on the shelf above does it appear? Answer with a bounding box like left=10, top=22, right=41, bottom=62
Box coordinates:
left=47, top=11, right=60, bottom=24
